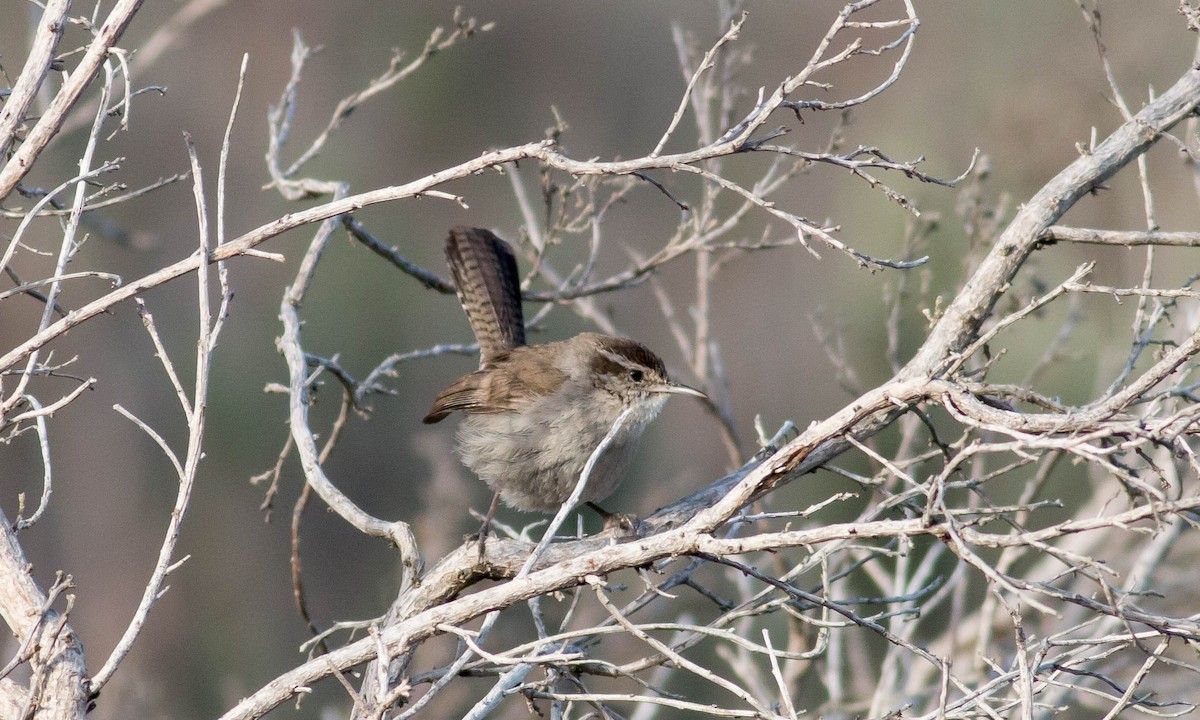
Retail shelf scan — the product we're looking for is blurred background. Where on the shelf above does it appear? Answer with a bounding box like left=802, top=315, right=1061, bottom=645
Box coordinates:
left=1, top=1, right=1197, bottom=717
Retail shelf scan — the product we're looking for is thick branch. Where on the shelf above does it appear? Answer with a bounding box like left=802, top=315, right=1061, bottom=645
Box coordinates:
left=0, top=509, right=87, bottom=719
left=903, top=65, right=1200, bottom=379
left=1041, top=225, right=1200, bottom=247
left=0, top=0, right=72, bottom=162
left=0, top=0, right=146, bottom=201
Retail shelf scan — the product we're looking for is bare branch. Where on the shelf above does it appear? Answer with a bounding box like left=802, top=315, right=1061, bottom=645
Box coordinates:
left=0, top=0, right=71, bottom=161
left=0, top=0, right=145, bottom=200
left=1041, top=226, right=1200, bottom=247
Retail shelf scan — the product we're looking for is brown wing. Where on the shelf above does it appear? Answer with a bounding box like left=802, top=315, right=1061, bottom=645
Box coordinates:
left=422, top=371, right=494, bottom=423
left=445, top=227, right=526, bottom=366
left=422, top=346, right=567, bottom=423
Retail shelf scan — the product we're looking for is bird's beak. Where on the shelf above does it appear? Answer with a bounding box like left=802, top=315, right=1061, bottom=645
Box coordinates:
left=651, top=382, right=707, bottom=399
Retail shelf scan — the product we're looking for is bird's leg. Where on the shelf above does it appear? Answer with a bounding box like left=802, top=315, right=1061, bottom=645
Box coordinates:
left=586, top=501, right=637, bottom=534
left=475, top=491, right=502, bottom=559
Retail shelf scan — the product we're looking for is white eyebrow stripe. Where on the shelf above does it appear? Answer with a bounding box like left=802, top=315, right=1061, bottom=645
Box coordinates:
left=599, top=347, right=643, bottom=369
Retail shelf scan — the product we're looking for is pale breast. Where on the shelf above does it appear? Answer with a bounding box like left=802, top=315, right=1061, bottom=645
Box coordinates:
left=455, top=391, right=656, bottom=511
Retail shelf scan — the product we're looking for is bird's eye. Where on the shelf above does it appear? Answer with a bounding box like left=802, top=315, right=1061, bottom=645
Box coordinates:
left=629, top=369, right=644, bottom=382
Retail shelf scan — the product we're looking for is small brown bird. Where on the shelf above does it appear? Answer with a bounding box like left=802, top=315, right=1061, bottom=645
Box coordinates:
left=424, top=227, right=705, bottom=536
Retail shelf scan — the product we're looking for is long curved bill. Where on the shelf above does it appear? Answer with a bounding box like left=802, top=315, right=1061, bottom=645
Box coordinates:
left=650, top=382, right=707, bottom=399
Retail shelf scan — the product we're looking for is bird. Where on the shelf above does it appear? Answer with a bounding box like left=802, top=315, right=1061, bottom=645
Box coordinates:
left=423, top=226, right=705, bottom=544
